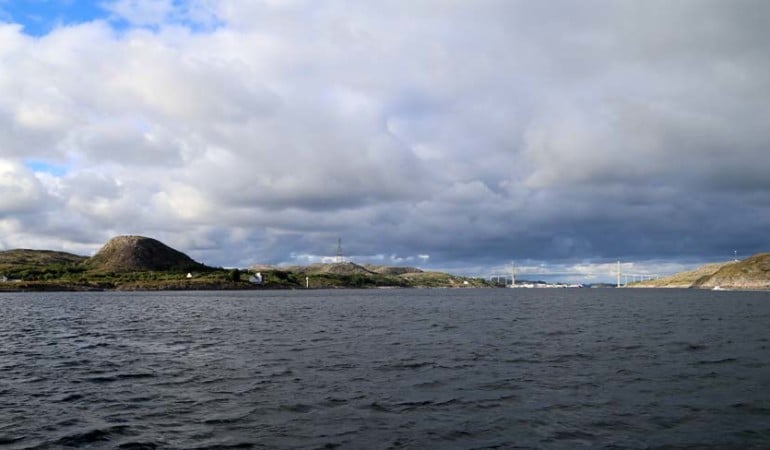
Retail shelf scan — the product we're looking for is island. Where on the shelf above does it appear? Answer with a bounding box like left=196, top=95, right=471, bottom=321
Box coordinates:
left=0, top=235, right=493, bottom=291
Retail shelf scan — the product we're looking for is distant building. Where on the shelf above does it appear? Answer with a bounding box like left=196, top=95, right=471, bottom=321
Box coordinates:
left=0, top=275, right=7, bottom=282
left=186, top=273, right=193, bottom=278
left=249, top=272, right=263, bottom=285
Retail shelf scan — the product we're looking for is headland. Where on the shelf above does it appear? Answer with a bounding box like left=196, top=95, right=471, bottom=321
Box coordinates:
left=628, top=253, right=770, bottom=291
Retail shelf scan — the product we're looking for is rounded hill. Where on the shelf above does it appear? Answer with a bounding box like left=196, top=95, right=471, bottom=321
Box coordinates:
left=87, top=235, right=207, bottom=273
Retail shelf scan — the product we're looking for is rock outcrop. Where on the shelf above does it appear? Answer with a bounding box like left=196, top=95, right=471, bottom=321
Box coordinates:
left=87, top=235, right=207, bottom=272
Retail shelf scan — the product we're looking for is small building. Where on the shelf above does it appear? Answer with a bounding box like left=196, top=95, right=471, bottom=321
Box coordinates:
left=0, top=275, right=7, bottom=282
left=249, top=272, right=263, bottom=285
left=186, top=273, right=193, bottom=279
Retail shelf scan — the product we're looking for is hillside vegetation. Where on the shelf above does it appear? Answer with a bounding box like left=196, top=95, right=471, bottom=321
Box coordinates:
left=253, top=261, right=489, bottom=289
left=0, top=236, right=490, bottom=291
left=1, top=236, right=241, bottom=291
left=0, top=249, right=89, bottom=283
left=0, top=249, right=86, bottom=266
left=631, top=254, right=770, bottom=290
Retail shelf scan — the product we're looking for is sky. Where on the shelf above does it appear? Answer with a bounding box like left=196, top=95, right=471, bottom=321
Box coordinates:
left=1, top=0, right=769, bottom=283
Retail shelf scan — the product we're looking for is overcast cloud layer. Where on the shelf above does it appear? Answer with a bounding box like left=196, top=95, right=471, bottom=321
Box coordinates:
left=1, top=0, right=769, bottom=282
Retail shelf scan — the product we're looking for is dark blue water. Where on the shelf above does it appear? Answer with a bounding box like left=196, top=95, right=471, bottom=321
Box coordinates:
left=1, top=288, right=770, bottom=449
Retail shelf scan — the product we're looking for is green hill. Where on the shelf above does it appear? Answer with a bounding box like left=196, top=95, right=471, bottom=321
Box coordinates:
left=0, top=249, right=89, bottom=284
left=0, top=249, right=86, bottom=266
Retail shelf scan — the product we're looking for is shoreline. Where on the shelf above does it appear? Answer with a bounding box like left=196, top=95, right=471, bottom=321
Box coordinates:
left=2, top=283, right=768, bottom=293
left=0, top=282, right=490, bottom=293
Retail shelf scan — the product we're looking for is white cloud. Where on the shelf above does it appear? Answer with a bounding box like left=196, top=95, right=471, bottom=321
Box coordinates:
left=0, top=1, right=768, bottom=280
left=0, top=160, right=50, bottom=213
left=103, top=0, right=174, bottom=27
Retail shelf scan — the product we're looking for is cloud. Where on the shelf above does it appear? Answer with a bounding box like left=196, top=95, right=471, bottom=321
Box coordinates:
left=0, top=1, right=768, bottom=280
left=102, top=0, right=221, bottom=30
left=104, top=0, right=173, bottom=25
left=0, top=160, right=50, bottom=214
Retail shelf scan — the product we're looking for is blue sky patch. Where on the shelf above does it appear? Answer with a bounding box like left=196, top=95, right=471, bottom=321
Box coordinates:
left=0, top=0, right=106, bottom=36
left=1, top=0, right=222, bottom=36
left=25, top=159, right=68, bottom=176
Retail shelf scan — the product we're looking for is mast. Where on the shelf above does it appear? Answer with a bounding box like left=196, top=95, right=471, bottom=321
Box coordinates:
left=336, top=238, right=344, bottom=263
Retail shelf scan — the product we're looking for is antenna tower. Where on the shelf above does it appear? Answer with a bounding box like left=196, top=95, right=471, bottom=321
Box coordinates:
left=336, top=238, right=344, bottom=263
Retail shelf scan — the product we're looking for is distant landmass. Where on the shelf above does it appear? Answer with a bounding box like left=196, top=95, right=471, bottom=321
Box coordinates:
left=630, top=253, right=770, bottom=290
left=0, top=235, right=491, bottom=291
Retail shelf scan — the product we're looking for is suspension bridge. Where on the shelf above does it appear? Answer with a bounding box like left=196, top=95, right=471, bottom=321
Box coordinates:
left=487, top=261, right=663, bottom=287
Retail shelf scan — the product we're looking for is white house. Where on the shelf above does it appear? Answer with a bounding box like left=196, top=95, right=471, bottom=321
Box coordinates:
left=249, top=272, right=263, bottom=285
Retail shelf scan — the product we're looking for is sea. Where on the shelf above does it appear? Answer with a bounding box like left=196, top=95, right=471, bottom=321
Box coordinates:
left=1, top=288, right=769, bottom=449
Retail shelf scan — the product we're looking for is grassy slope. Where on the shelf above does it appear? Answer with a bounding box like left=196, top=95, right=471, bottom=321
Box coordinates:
left=266, top=262, right=489, bottom=288
left=0, top=249, right=89, bottom=283
left=630, top=261, right=736, bottom=288
left=697, top=253, right=770, bottom=289
left=0, top=249, right=87, bottom=265
left=396, top=271, right=490, bottom=288
left=631, top=254, right=770, bottom=289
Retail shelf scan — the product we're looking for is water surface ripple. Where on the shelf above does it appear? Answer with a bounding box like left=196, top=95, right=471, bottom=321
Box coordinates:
left=1, top=288, right=769, bottom=449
